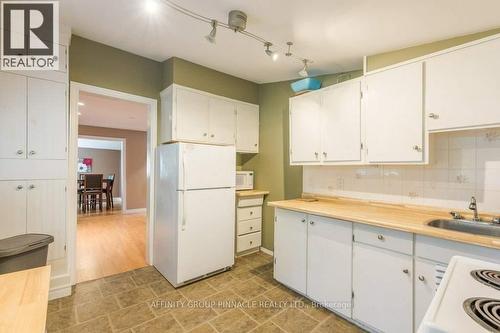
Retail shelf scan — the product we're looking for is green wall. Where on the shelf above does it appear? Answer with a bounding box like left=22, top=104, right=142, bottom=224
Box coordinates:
left=70, top=36, right=163, bottom=99
left=241, top=70, right=362, bottom=250
left=162, top=57, right=259, bottom=104
left=366, top=28, right=500, bottom=71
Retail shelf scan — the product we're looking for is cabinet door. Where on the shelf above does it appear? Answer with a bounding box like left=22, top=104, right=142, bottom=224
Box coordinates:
left=175, top=88, right=210, bottom=142
left=289, top=93, right=322, bottom=163
left=28, top=78, right=67, bottom=160
left=365, top=62, right=423, bottom=163
left=208, top=98, right=236, bottom=145
left=0, top=181, right=27, bottom=239
left=321, top=80, right=361, bottom=162
left=353, top=243, right=413, bottom=333
left=274, top=209, right=307, bottom=294
left=236, top=104, right=259, bottom=153
left=307, top=216, right=352, bottom=317
left=27, top=180, right=66, bottom=261
left=414, top=258, right=439, bottom=332
left=0, top=72, right=27, bottom=159
left=426, top=37, right=500, bottom=131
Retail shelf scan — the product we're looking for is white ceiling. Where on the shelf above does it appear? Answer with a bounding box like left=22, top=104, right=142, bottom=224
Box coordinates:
left=78, top=91, right=148, bottom=131
left=61, top=0, right=500, bottom=83
left=78, top=138, right=122, bottom=150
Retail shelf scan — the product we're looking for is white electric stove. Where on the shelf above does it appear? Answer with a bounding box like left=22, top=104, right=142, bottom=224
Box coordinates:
left=418, top=256, right=500, bottom=333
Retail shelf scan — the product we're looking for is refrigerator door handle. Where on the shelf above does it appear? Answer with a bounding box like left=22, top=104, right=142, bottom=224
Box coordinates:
left=182, top=152, right=186, bottom=231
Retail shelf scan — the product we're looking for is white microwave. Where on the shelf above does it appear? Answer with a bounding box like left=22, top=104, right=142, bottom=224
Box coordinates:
left=236, top=171, right=254, bottom=190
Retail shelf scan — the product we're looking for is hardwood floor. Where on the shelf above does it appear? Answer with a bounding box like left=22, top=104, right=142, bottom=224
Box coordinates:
left=76, top=210, right=147, bottom=283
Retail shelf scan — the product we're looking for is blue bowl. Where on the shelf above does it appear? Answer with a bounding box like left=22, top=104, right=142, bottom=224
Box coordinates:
left=290, top=78, right=321, bottom=93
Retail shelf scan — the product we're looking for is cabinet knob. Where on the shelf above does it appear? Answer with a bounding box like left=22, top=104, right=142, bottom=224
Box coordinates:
left=412, top=145, right=421, bottom=152
left=29, top=184, right=35, bottom=190
left=29, top=150, right=36, bottom=155
left=322, top=152, right=327, bottom=157
left=254, top=143, right=258, bottom=147
left=16, top=150, right=24, bottom=155
left=314, top=152, right=319, bottom=159
left=250, top=241, right=253, bottom=245
left=250, top=226, right=253, bottom=230
left=301, top=218, right=306, bottom=223
left=210, top=134, right=215, bottom=138
left=250, top=211, right=253, bottom=215
left=418, top=275, right=425, bottom=282
left=428, top=113, right=439, bottom=119
left=377, top=234, right=384, bottom=241
left=309, top=221, right=315, bottom=225
left=203, top=133, right=208, bottom=137
left=16, top=185, right=24, bottom=190
left=403, top=269, right=409, bottom=274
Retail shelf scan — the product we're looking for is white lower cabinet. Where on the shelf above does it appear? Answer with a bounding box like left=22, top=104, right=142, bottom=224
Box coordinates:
left=307, top=215, right=352, bottom=317
left=0, top=180, right=66, bottom=261
left=274, top=209, right=307, bottom=294
left=414, top=258, right=439, bottom=332
left=352, top=242, right=413, bottom=333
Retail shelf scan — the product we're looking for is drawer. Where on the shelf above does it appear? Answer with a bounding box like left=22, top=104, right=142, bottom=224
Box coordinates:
left=237, top=206, right=262, bottom=221
left=353, top=224, right=413, bottom=255
left=237, top=218, right=262, bottom=236
left=237, top=196, right=264, bottom=207
left=237, top=232, right=262, bottom=252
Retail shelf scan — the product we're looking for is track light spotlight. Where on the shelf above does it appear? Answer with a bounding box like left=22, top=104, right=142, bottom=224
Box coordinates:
left=264, top=42, right=279, bottom=61
left=299, top=59, right=310, bottom=77
left=205, top=20, right=217, bottom=44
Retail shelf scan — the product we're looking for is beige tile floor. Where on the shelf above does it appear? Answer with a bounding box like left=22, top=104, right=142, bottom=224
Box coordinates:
left=47, top=252, right=365, bottom=333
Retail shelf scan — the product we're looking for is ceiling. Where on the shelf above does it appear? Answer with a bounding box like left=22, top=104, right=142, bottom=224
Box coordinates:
left=78, top=91, right=148, bottom=131
left=61, top=0, right=500, bottom=83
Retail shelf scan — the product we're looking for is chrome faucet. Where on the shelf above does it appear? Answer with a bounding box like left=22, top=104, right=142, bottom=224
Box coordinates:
left=468, top=196, right=480, bottom=221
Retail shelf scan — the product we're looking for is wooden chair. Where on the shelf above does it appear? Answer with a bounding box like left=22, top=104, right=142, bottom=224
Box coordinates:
left=103, top=174, right=115, bottom=209
left=82, top=174, right=103, bottom=212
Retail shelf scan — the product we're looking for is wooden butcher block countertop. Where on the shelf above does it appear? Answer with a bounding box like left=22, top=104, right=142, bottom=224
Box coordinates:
left=0, top=266, right=51, bottom=333
left=268, top=196, right=500, bottom=250
left=236, top=190, right=270, bottom=197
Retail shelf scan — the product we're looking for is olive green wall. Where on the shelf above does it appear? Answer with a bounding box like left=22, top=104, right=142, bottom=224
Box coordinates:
left=70, top=36, right=163, bottom=99
left=241, top=70, right=362, bottom=250
left=162, top=57, right=259, bottom=104
left=366, top=28, right=500, bottom=71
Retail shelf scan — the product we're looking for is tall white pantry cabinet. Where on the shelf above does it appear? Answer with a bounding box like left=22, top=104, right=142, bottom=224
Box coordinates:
left=0, top=45, right=70, bottom=298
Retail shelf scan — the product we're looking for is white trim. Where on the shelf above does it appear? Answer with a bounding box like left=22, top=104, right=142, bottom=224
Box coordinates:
left=49, top=286, right=72, bottom=301
left=362, top=55, right=367, bottom=75
left=260, top=247, right=274, bottom=256
left=124, top=208, right=147, bottom=214
left=68, top=82, right=157, bottom=287
left=364, top=32, right=500, bottom=75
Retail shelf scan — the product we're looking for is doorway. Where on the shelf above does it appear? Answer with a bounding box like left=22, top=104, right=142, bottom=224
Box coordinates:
left=68, top=82, right=157, bottom=284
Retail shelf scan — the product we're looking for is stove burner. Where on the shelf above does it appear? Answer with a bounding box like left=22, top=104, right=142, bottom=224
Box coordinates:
left=471, top=270, right=500, bottom=291
left=463, top=297, right=500, bottom=332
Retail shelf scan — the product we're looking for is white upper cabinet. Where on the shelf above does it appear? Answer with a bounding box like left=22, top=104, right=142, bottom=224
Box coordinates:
left=161, top=85, right=259, bottom=152
left=321, top=80, right=362, bottom=163
left=426, top=37, right=500, bottom=131
left=0, top=72, right=27, bottom=159
left=365, top=62, right=424, bottom=163
left=28, top=78, right=67, bottom=160
left=289, top=92, right=322, bottom=163
left=236, top=103, right=259, bottom=153
left=274, top=209, right=307, bottom=294
left=176, top=88, right=211, bottom=142
left=208, top=98, right=236, bottom=145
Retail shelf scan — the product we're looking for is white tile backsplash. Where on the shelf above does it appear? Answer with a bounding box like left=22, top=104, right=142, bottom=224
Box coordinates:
left=303, top=129, right=500, bottom=213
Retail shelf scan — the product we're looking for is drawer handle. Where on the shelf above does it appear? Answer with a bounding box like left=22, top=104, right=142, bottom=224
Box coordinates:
left=418, top=275, right=425, bottom=282
left=377, top=235, right=384, bottom=241
left=403, top=269, right=409, bottom=274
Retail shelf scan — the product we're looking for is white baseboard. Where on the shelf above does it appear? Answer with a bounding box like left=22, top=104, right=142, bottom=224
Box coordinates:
left=49, top=285, right=72, bottom=300
left=260, top=247, right=273, bottom=256
left=124, top=208, right=147, bottom=214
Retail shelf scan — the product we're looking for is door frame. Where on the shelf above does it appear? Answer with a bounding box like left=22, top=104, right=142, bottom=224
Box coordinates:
left=77, top=135, right=127, bottom=210
left=68, top=82, right=157, bottom=286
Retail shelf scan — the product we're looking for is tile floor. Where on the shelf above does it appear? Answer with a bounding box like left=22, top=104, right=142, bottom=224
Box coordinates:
left=47, top=252, right=365, bottom=333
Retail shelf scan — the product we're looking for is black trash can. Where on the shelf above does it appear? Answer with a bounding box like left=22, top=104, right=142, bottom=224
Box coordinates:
left=0, top=234, right=54, bottom=274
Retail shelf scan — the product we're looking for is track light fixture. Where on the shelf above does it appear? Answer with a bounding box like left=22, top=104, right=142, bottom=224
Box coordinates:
left=264, top=42, right=279, bottom=61
left=205, top=20, right=217, bottom=44
left=299, top=59, right=310, bottom=77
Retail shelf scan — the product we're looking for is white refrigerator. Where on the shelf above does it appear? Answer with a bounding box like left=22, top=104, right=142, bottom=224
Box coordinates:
left=154, top=142, right=235, bottom=287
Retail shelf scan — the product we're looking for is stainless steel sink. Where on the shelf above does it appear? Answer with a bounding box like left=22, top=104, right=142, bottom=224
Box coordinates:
left=427, top=219, right=500, bottom=237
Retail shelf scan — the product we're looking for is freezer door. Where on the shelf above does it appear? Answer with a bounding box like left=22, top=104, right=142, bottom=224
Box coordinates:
left=180, top=143, right=235, bottom=190
left=177, top=188, right=235, bottom=283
